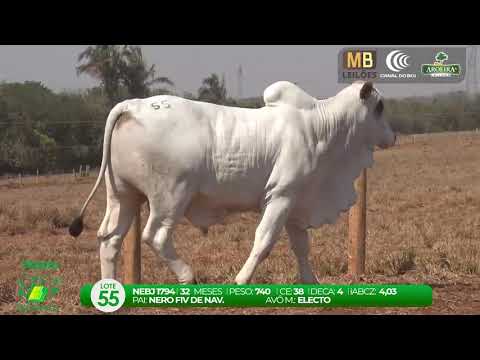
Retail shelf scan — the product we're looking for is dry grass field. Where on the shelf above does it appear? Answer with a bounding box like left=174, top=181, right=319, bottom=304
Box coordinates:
left=1, top=132, right=479, bottom=315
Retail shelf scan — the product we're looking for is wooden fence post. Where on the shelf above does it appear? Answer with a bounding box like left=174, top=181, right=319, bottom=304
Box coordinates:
left=348, top=168, right=367, bottom=276
left=123, top=206, right=141, bottom=284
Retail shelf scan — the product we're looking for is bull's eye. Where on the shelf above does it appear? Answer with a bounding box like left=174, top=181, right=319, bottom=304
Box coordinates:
left=374, top=100, right=384, bottom=117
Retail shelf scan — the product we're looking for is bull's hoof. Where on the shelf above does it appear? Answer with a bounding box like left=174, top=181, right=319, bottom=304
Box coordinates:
left=234, top=274, right=250, bottom=285
left=179, top=277, right=197, bottom=285
left=298, top=272, right=320, bottom=284
left=178, top=272, right=197, bottom=284
left=298, top=277, right=320, bottom=284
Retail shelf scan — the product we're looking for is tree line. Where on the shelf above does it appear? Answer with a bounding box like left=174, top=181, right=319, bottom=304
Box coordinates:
left=1, top=45, right=479, bottom=175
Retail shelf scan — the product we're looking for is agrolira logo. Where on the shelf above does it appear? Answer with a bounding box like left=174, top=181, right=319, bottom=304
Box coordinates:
left=421, top=51, right=461, bottom=78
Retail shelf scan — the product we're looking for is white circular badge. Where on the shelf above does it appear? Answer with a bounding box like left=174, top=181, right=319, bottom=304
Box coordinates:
left=90, top=279, right=126, bottom=313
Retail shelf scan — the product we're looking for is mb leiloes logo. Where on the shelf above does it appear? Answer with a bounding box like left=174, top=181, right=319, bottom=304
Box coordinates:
left=341, top=49, right=377, bottom=81
left=422, top=51, right=461, bottom=77
left=386, top=50, right=411, bottom=72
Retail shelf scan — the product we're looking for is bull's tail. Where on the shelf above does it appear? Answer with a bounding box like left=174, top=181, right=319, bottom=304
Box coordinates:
left=69, top=101, right=129, bottom=237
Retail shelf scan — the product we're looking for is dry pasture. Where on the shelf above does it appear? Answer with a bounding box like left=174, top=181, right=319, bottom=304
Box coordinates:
left=1, top=132, right=480, bottom=314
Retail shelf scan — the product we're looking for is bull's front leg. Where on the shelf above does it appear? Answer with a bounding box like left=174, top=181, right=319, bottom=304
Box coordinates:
left=285, top=223, right=318, bottom=284
left=235, top=195, right=293, bottom=285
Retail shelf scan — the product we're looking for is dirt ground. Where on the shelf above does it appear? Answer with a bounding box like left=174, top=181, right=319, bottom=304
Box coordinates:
left=1, top=132, right=479, bottom=315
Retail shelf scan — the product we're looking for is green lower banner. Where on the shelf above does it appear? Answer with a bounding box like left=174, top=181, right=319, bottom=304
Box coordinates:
left=80, top=284, right=432, bottom=308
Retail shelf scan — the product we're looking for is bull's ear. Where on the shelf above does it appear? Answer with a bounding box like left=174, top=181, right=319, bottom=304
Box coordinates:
left=360, top=81, right=374, bottom=100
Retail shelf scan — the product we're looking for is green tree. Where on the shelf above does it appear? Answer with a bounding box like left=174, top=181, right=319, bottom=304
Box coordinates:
left=237, top=97, right=264, bottom=108
left=119, top=45, right=174, bottom=98
left=76, top=45, right=124, bottom=107
left=198, top=73, right=228, bottom=104
left=435, top=52, right=448, bottom=63
left=0, top=81, right=107, bottom=173
left=182, top=91, right=196, bottom=100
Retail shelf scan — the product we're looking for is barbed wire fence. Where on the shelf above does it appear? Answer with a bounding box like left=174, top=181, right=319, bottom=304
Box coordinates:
left=396, top=129, right=480, bottom=146
left=0, top=163, right=97, bottom=186
left=1, top=114, right=480, bottom=187
left=0, top=112, right=106, bottom=184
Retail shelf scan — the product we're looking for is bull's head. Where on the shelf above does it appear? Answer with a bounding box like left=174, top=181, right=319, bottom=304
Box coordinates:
left=358, top=81, right=396, bottom=150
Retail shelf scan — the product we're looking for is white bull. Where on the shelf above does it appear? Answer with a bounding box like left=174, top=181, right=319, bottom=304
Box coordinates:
left=69, top=80, right=395, bottom=284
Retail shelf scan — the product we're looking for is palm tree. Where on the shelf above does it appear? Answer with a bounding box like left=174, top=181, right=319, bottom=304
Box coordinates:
left=76, top=45, right=124, bottom=108
left=198, top=73, right=228, bottom=104
left=120, top=45, right=174, bottom=98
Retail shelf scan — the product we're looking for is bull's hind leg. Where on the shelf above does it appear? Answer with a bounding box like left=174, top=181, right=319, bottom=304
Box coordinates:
left=235, top=195, right=294, bottom=285
left=97, top=170, right=141, bottom=280
left=142, top=184, right=196, bottom=284
left=97, top=196, right=139, bottom=280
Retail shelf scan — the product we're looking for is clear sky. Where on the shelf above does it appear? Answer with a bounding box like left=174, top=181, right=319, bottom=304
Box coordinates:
left=0, top=45, right=470, bottom=99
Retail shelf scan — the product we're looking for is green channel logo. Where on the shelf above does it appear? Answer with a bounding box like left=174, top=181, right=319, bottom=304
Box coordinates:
left=16, top=260, right=62, bottom=313
left=27, top=285, right=49, bottom=303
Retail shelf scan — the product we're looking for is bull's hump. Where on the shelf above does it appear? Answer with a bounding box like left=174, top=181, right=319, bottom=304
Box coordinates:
left=263, top=81, right=317, bottom=110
